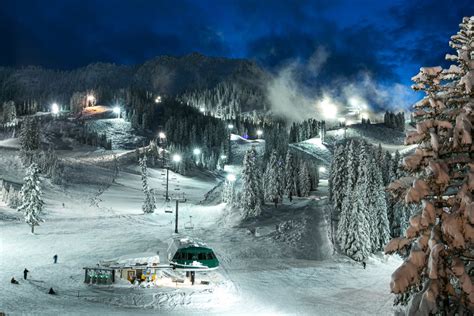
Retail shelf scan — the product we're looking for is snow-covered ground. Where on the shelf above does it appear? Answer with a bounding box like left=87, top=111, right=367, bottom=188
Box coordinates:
left=0, top=135, right=401, bottom=315
left=85, top=118, right=146, bottom=150
left=326, top=123, right=413, bottom=153
left=290, top=137, right=332, bottom=167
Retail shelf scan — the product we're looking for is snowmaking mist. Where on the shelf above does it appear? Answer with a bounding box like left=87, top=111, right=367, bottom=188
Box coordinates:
left=265, top=47, right=419, bottom=123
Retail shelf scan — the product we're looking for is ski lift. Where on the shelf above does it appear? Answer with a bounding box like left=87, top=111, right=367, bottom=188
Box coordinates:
left=164, top=203, right=173, bottom=213
left=184, top=216, right=194, bottom=230
left=168, top=236, right=219, bottom=271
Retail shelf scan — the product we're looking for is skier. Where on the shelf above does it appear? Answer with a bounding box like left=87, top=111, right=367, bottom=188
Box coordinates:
left=23, top=268, right=29, bottom=280
left=11, top=277, right=19, bottom=284
left=48, top=287, right=56, bottom=295
left=362, top=262, right=366, bottom=269
left=190, top=271, right=195, bottom=285
left=53, top=254, right=58, bottom=264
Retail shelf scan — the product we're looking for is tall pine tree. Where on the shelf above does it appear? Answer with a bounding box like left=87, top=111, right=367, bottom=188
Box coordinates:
left=264, top=150, right=283, bottom=207
left=241, top=146, right=264, bottom=217
left=139, top=156, right=156, bottom=214
left=298, top=161, right=311, bottom=197
left=284, top=150, right=298, bottom=200
left=17, top=163, right=44, bottom=233
left=385, top=17, right=474, bottom=313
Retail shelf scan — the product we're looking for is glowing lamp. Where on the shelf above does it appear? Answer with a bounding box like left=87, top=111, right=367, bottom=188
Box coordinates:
left=51, top=103, right=59, bottom=114
left=226, top=174, right=236, bottom=182
left=319, top=97, right=338, bottom=119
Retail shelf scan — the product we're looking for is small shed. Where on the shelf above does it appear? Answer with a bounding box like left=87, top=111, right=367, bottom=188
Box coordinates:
left=85, top=255, right=161, bottom=284
left=83, top=267, right=115, bottom=285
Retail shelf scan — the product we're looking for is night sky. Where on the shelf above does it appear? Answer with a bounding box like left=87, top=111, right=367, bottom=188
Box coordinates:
left=2, top=0, right=473, bottom=109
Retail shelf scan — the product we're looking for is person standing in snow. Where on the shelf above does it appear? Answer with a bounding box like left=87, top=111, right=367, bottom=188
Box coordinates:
left=48, top=287, right=56, bottom=295
left=362, top=262, right=366, bottom=269
left=53, top=254, right=58, bottom=264
left=23, top=268, right=29, bottom=280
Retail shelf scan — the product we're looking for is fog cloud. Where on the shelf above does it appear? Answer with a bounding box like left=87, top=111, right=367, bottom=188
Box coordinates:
left=266, top=48, right=418, bottom=123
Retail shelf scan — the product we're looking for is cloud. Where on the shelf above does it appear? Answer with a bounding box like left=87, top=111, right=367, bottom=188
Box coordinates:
left=1, top=0, right=469, bottom=116
left=307, top=47, right=329, bottom=74
left=0, top=0, right=231, bottom=69
left=266, top=48, right=418, bottom=122
left=266, top=64, right=314, bottom=122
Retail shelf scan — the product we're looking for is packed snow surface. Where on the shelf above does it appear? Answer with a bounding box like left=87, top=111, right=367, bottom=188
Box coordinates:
left=0, top=137, right=401, bottom=315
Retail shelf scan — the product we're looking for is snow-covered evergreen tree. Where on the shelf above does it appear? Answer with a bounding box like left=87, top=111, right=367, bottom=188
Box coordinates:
left=284, top=150, right=298, bottom=200
left=241, top=146, right=263, bottom=217
left=385, top=17, right=474, bottom=313
left=298, top=161, right=311, bottom=197
left=375, top=143, right=384, bottom=169
left=264, top=150, right=283, bottom=206
left=382, top=151, right=393, bottom=186
left=19, top=118, right=40, bottom=166
left=2, top=101, right=17, bottom=124
left=17, top=163, right=44, bottom=233
left=336, top=140, right=358, bottom=255
left=338, top=160, right=371, bottom=262
left=222, top=177, right=236, bottom=204
left=2, top=185, right=21, bottom=208
left=139, top=156, right=156, bottom=214
left=391, top=150, right=401, bottom=182
left=276, top=157, right=286, bottom=201
left=366, top=154, right=390, bottom=252
left=329, top=143, right=347, bottom=219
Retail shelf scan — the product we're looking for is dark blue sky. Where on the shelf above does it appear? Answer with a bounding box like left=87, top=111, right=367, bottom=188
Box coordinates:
left=1, top=0, right=473, bottom=90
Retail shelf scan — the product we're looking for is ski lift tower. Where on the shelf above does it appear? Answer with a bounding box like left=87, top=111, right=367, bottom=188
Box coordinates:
left=174, top=196, right=187, bottom=234
left=159, top=148, right=187, bottom=233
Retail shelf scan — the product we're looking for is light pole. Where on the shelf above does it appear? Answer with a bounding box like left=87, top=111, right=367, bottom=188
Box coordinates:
left=170, top=153, right=184, bottom=234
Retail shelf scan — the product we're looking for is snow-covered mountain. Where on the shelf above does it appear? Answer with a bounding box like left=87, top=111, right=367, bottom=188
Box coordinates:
left=0, top=53, right=270, bottom=115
